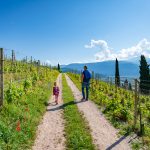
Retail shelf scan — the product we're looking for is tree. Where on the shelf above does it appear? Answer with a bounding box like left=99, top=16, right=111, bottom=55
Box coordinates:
left=124, top=79, right=128, bottom=89
left=57, top=63, right=60, bottom=72
left=115, top=58, right=120, bottom=86
left=129, top=82, right=132, bottom=91
left=139, top=55, right=150, bottom=94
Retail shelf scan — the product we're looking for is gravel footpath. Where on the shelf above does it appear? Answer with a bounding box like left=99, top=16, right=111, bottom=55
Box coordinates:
left=65, top=74, right=131, bottom=150
left=32, top=74, right=65, bottom=150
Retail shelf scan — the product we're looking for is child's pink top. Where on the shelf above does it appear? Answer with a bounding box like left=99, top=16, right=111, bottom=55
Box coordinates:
left=53, top=86, right=59, bottom=95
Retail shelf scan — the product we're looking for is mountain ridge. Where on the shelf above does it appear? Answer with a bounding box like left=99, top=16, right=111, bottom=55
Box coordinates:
left=61, top=60, right=142, bottom=77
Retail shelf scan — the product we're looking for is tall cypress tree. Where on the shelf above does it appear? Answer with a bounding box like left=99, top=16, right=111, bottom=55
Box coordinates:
left=115, top=58, right=120, bottom=86
left=139, top=55, right=150, bottom=94
left=58, top=63, right=60, bottom=72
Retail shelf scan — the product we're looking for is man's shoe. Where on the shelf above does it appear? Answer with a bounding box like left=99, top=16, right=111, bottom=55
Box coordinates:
left=81, top=98, right=85, bottom=101
left=85, top=98, right=88, bottom=101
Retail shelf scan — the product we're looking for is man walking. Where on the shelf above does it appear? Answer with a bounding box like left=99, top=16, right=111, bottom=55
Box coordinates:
left=81, top=66, right=91, bottom=101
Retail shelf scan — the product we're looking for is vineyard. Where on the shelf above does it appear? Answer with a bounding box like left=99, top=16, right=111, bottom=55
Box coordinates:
left=68, top=72, right=150, bottom=149
left=0, top=49, right=59, bottom=149
left=0, top=48, right=149, bottom=149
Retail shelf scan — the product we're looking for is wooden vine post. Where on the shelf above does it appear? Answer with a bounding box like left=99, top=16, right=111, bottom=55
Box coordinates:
left=0, top=48, right=4, bottom=106
left=115, top=78, right=118, bottom=93
left=91, top=71, right=94, bottom=91
left=134, top=79, right=138, bottom=129
left=137, top=80, right=144, bottom=136
left=30, top=56, right=33, bottom=72
left=11, top=50, right=15, bottom=72
left=37, top=60, right=40, bottom=75
left=12, top=50, right=15, bottom=63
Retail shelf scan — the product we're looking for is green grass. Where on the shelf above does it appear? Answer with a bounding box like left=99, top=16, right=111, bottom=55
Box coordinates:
left=0, top=70, right=59, bottom=150
left=62, top=74, right=95, bottom=150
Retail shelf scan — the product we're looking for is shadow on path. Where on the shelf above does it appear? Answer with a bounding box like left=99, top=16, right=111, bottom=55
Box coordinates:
left=106, top=133, right=129, bottom=150
left=47, top=100, right=85, bottom=111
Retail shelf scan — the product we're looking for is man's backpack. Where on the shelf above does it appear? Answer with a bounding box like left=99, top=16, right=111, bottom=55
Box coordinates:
left=83, top=70, right=91, bottom=82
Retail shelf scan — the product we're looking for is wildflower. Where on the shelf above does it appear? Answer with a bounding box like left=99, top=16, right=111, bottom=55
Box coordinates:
left=16, top=120, right=21, bottom=132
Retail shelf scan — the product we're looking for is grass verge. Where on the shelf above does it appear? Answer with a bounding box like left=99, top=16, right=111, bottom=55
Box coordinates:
left=62, top=74, right=95, bottom=150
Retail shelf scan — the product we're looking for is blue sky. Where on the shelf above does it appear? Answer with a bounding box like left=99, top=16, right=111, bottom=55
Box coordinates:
left=0, top=0, right=150, bottom=65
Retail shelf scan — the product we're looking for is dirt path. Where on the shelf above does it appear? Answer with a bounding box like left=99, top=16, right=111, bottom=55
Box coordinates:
left=65, top=74, right=132, bottom=150
left=32, top=74, right=65, bottom=150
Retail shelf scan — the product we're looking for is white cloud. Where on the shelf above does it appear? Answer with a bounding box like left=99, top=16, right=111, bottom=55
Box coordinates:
left=85, top=39, right=116, bottom=61
left=85, top=39, right=150, bottom=61
left=45, top=60, right=51, bottom=65
left=84, top=39, right=109, bottom=50
left=118, top=38, right=150, bottom=59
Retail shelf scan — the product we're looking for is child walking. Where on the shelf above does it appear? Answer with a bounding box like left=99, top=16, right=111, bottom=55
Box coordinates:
left=53, top=82, right=60, bottom=105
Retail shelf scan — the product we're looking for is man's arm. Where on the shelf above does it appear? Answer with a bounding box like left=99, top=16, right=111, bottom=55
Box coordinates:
left=81, top=73, right=84, bottom=83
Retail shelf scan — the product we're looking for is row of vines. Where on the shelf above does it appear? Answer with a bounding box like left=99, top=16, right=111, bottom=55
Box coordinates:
left=68, top=72, right=150, bottom=149
left=0, top=57, right=59, bottom=149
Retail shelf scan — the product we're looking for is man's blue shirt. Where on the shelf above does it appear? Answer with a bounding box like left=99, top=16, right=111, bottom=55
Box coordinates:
left=82, top=70, right=91, bottom=83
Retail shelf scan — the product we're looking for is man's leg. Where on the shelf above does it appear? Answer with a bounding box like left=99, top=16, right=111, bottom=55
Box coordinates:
left=82, top=83, right=85, bottom=99
left=85, top=83, right=89, bottom=100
